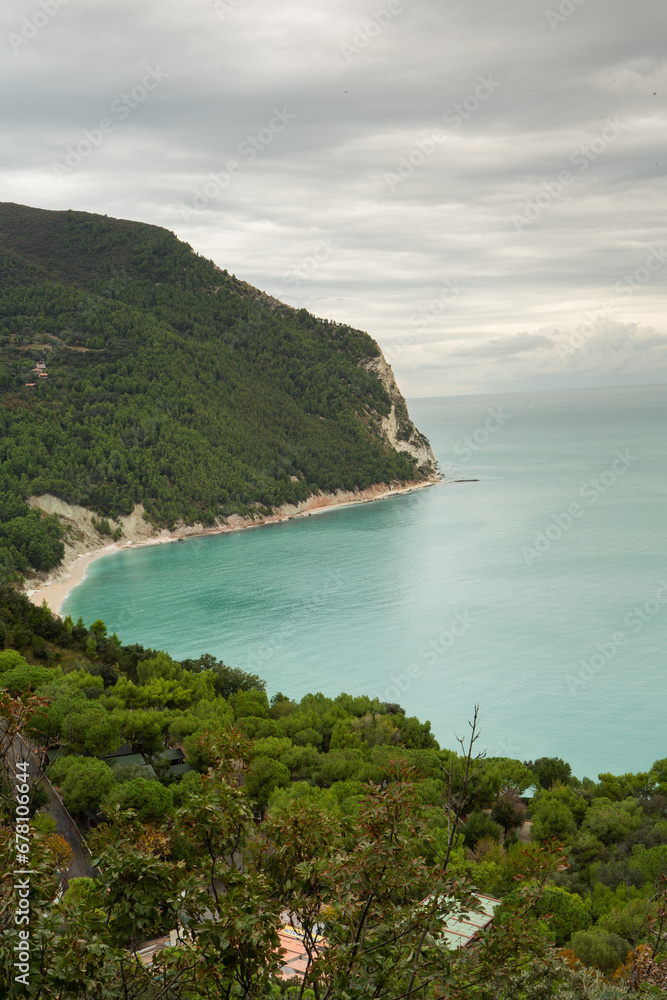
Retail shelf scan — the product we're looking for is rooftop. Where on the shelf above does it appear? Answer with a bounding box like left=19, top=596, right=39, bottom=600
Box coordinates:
left=278, top=925, right=326, bottom=981
left=436, top=892, right=501, bottom=950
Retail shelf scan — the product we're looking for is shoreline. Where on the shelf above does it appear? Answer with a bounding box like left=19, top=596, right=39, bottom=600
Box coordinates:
left=25, top=479, right=441, bottom=616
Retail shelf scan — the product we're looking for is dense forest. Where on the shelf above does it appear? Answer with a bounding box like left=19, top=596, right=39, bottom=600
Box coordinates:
left=1, top=586, right=666, bottom=998
left=0, top=203, right=434, bottom=580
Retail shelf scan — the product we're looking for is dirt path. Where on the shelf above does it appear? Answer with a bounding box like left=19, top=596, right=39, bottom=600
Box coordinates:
left=518, top=819, right=532, bottom=843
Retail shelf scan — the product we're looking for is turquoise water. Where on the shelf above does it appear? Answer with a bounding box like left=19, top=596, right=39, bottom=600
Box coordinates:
left=63, top=385, right=667, bottom=780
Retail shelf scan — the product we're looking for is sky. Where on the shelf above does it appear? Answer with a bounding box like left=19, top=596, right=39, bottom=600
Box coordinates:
left=3, top=0, right=667, bottom=396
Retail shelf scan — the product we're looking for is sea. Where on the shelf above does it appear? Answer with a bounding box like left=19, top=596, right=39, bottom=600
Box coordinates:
left=63, top=385, right=667, bottom=780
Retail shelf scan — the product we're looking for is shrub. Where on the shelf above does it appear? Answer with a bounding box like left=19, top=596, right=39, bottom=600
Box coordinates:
left=292, top=727, right=323, bottom=748
left=527, top=757, right=572, bottom=789
left=530, top=799, right=576, bottom=843
left=463, top=811, right=502, bottom=849
left=0, top=663, right=60, bottom=693
left=571, top=929, right=632, bottom=973
left=535, top=886, right=591, bottom=947
left=101, top=777, right=173, bottom=823
left=54, top=758, right=116, bottom=815
left=0, top=649, right=28, bottom=673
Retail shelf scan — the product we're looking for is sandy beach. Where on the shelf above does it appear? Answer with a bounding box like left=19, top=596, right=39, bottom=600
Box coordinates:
left=25, top=536, right=182, bottom=619
left=25, top=478, right=440, bottom=616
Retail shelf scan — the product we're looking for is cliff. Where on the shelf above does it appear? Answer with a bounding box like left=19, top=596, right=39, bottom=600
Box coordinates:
left=362, top=352, right=437, bottom=472
left=0, top=202, right=438, bottom=581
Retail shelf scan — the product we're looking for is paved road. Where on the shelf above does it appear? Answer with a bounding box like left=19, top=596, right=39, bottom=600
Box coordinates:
left=13, top=732, right=98, bottom=881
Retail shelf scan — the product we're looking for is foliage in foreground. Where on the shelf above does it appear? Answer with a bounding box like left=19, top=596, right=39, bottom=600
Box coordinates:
left=1, top=586, right=666, bottom=997
left=3, top=698, right=659, bottom=1000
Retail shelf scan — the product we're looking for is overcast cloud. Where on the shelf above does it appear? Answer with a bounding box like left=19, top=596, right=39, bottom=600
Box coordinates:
left=3, top=0, right=667, bottom=395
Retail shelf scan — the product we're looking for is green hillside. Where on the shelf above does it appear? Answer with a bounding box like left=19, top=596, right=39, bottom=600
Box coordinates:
left=0, top=203, right=434, bottom=580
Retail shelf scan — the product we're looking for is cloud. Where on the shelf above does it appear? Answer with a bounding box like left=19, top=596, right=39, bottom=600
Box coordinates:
left=450, top=333, right=554, bottom=359
left=2, top=0, right=667, bottom=394
left=550, top=318, right=667, bottom=373
left=396, top=318, right=667, bottom=395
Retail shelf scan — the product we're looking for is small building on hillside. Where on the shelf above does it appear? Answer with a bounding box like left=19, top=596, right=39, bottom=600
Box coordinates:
left=276, top=892, right=501, bottom=982
left=277, top=925, right=326, bottom=981
left=156, top=747, right=193, bottom=777
left=135, top=893, right=502, bottom=982
left=439, top=892, right=501, bottom=949
left=103, top=746, right=156, bottom=779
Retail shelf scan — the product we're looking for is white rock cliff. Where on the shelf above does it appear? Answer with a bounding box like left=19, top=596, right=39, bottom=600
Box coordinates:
left=362, top=351, right=438, bottom=475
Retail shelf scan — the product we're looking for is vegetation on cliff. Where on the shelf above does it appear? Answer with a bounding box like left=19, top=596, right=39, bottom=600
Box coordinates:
left=0, top=203, right=434, bottom=580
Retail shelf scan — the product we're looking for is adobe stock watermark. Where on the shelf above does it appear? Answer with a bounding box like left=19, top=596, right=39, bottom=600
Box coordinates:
left=565, top=581, right=667, bottom=695
left=384, top=278, right=465, bottom=365
left=276, top=235, right=339, bottom=298
left=554, top=242, right=667, bottom=361
left=378, top=610, right=474, bottom=703
left=450, top=406, right=510, bottom=463
left=13, top=759, right=33, bottom=987
left=384, top=75, right=501, bottom=191
left=51, top=66, right=168, bottom=179
left=495, top=736, right=524, bottom=760
left=180, top=107, right=296, bottom=221
left=407, top=279, right=465, bottom=334
left=546, top=0, right=587, bottom=31
left=212, top=0, right=244, bottom=21
left=511, top=117, right=626, bottom=230
left=8, top=0, right=70, bottom=54
left=439, top=405, right=510, bottom=480
left=244, top=567, right=343, bottom=676
left=340, top=0, right=405, bottom=64
left=75, top=267, right=129, bottom=329
left=522, top=450, right=636, bottom=565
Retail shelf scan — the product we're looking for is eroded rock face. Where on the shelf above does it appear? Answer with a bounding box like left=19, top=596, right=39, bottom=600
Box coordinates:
left=361, top=352, right=438, bottom=476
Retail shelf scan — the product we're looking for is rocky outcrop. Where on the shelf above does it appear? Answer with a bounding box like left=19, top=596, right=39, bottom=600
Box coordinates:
left=26, top=496, right=174, bottom=590
left=361, top=352, right=438, bottom=476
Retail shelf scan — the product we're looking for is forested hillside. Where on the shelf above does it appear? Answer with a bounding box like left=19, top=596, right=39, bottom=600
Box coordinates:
left=1, top=586, right=666, bottom=997
left=0, top=203, right=434, bottom=580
